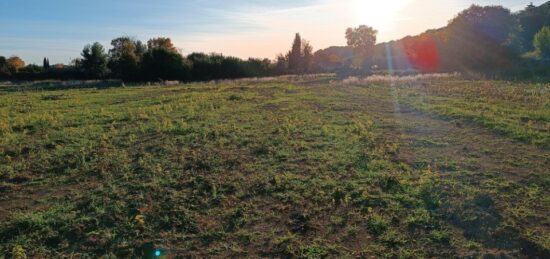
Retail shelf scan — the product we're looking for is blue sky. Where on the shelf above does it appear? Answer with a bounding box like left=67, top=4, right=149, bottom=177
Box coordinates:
left=0, top=0, right=545, bottom=64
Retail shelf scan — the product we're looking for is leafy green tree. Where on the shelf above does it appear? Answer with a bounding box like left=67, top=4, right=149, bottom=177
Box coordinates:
left=517, top=2, right=550, bottom=51
left=302, top=41, right=314, bottom=73
left=141, top=47, right=190, bottom=81
left=186, top=52, right=273, bottom=80
left=274, top=53, right=288, bottom=75
left=312, top=47, right=352, bottom=72
left=244, top=58, right=272, bottom=76
left=81, top=42, right=109, bottom=78
left=345, top=25, right=378, bottom=68
left=186, top=52, right=214, bottom=80
left=449, top=5, right=517, bottom=43
left=108, top=37, right=144, bottom=80
left=147, top=37, right=178, bottom=52
left=534, top=26, right=550, bottom=60
left=446, top=5, right=521, bottom=70
left=6, top=56, right=25, bottom=73
left=0, top=56, right=9, bottom=76
left=22, top=64, right=43, bottom=74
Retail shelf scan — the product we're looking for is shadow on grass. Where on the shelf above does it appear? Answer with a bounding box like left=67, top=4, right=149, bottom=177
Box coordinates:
left=0, top=80, right=127, bottom=92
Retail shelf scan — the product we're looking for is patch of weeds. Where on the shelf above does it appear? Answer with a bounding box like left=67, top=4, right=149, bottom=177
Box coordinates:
left=380, top=229, right=405, bottom=248
left=272, top=233, right=298, bottom=257
left=274, top=191, right=302, bottom=204
left=404, top=208, right=434, bottom=230
left=251, top=145, right=270, bottom=156
left=11, top=244, right=28, bottom=259
left=465, top=240, right=483, bottom=250
left=199, top=230, right=225, bottom=245
left=187, top=175, right=219, bottom=201
left=228, top=94, right=243, bottom=101
left=288, top=211, right=310, bottom=233
left=149, top=203, right=199, bottom=233
left=506, top=205, right=536, bottom=220
left=541, top=175, right=550, bottom=189
left=0, top=204, right=77, bottom=256
left=412, top=161, right=430, bottom=170
left=417, top=171, right=445, bottom=210
left=367, top=214, right=389, bottom=236
left=437, top=161, right=458, bottom=172
left=331, top=187, right=345, bottom=207
left=430, top=229, right=451, bottom=245
left=297, top=243, right=332, bottom=258
left=236, top=230, right=253, bottom=245
left=41, top=95, right=65, bottom=101
left=223, top=208, right=246, bottom=232
left=376, top=174, right=402, bottom=193
left=472, top=193, right=494, bottom=209
left=329, top=216, right=346, bottom=229
left=350, top=192, right=388, bottom=210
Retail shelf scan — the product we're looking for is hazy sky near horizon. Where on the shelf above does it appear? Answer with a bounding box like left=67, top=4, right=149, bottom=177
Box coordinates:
left=0, top=0, right=545, bottom=64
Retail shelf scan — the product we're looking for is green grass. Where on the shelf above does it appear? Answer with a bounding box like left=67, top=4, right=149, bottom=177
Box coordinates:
left=397, top=79, right=550, bottom=148
left=0, top=76, right=549, bottom=257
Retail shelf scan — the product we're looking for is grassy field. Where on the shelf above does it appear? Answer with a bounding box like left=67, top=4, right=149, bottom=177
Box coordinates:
left=0, top=75, right=549, bottom=258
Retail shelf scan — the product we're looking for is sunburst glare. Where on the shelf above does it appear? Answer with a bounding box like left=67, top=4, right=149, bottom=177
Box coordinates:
left=351, top=0, right=412, bottom=30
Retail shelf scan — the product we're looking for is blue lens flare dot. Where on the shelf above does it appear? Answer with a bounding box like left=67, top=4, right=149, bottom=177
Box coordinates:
left=154, top=249, right=161, bottom=257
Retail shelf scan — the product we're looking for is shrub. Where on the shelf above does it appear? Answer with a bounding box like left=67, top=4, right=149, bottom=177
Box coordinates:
left=534, top=26, right=550, bottom=60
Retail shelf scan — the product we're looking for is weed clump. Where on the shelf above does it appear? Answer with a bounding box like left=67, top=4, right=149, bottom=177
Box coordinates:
left=288, top=211, right=310, bottom=233
left=367, top=214, right=389, bottom=236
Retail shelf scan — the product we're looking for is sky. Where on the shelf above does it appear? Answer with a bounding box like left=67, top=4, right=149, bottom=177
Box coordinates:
left=0, top=0, right=546, bottom=64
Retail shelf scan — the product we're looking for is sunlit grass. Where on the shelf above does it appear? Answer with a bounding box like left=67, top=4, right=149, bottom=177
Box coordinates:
left=0, top=76, right=548, bottom=257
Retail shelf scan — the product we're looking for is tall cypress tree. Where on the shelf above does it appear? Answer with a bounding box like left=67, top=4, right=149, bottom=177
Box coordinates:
left=288, top=33, right=302, bottom=73
left=43, top=57, right=50, bottom=69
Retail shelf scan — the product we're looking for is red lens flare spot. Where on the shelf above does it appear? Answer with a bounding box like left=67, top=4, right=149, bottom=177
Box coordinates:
left=403, top=35, right=439, bottom=72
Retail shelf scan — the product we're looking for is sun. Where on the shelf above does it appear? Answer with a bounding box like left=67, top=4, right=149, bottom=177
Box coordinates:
left=351, top=0, right=411, bottom=30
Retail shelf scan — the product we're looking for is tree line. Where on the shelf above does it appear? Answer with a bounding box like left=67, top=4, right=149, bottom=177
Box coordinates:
left=0, top=33, right=319, bottom=82
left=1, top=2, right=550, bottom=82
left=315, top=3, right=550, bottom=77
left=0, top=37, right=280, bottom=82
